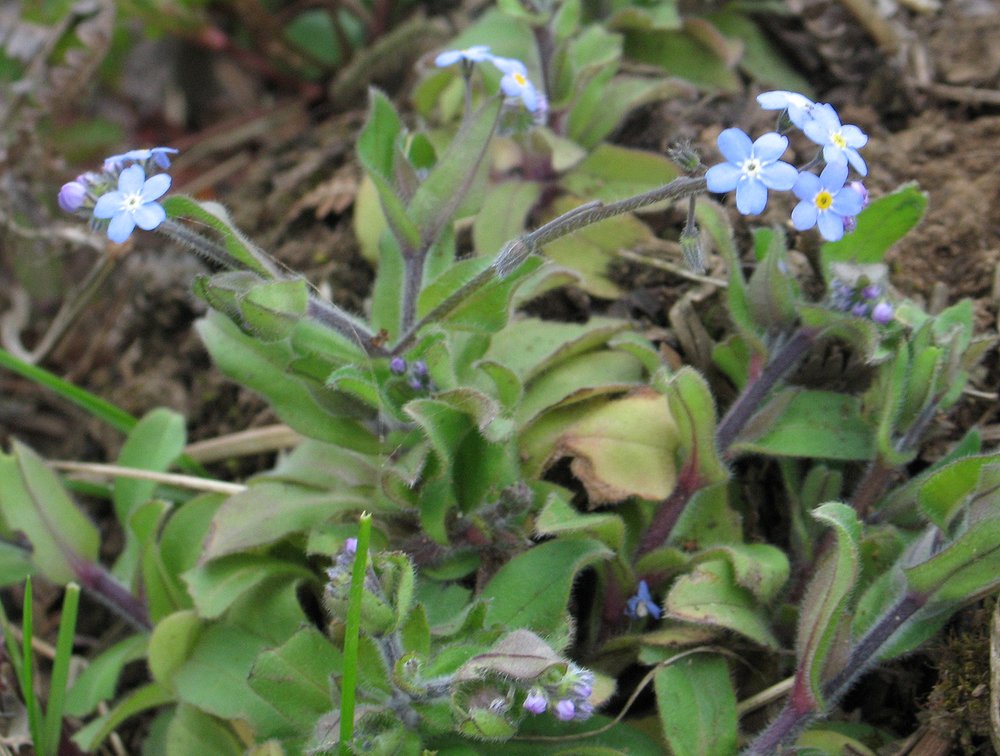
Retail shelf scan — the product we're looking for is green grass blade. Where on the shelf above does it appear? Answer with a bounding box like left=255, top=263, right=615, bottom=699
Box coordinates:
left=0, top=348, right=134, bottom=433
left=43, top=583, right=80, bottom=753
left=339, top=513, right=372, bottom=755
left=20, top=578, right=45, bottom=753
left=0, top=347, right=207, bottom=477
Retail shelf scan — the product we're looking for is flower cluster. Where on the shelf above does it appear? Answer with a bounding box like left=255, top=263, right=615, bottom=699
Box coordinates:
left=830, top=278, right=894, bottom=324
left=706, top=91, right=868, bottom=242
left=521, top=663, right=595, bottom=721
left=58, top=147, right=176, bottom=243
left=390, top=357, right=434, bottom=392
left=435, top=45, right=544, bottom=117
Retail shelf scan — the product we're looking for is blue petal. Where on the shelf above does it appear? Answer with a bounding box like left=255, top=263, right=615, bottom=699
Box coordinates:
left=761, top=161, right=797, bottom=191
left=93, top=191, right=124, bottom=219
left=118, top=165, right=145, bottom=194
left=107, top=212, right=136, bottom=243
left=492, top=56, right=527, bottom=75
left=812, top=103, right=841, bottom=130
left=803, top=119, right=830, bottom=146
left=434, top=50, right=463, bottom=67
left=817, top=211, right=845, bottom=242
left=792, top=171, right=821, bottom=201
left=646, top=599, right=662, bottom=620
left=841, top=125, right=868, bottom=148
left=791, top=201, right=817, bottom=231
left=752, top=132, right=788, bottom=162
left=705, top=163, right=741, bottom=193
left=736, top=178, right=767, bottom=215
left=756, top=91, right=796, bottom=110
left=845, top=148, right=868, bottom=176
left=141, top=173, right=171, bottom=202
left=832, top=187, right=863, bottom=216
left=132, top=202, right=166, bottom=230
left=819, top=161, right=848, bottom=191
left=717, top=128, right=752, bottom=163
left=823, top=145, right=848, bottom=167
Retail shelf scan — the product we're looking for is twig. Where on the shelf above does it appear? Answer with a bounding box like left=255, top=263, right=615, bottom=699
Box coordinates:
left=49, top=461, right=246, bottom=495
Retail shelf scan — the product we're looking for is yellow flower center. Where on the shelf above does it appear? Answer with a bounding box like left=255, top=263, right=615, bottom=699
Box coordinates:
left=814, top=190, right=833, bottom=210
left=513, top=72, right=526, bottom=87
left=831, top=132, right=847, bottom=149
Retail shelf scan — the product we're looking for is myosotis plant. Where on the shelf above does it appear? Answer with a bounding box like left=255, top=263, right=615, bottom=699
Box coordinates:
left=2, top=20, right=994, bottom=754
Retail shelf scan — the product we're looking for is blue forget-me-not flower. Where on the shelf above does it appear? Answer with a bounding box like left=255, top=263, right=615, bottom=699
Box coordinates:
left=434, top=45, right=493, bottom=68
left=92, top=164, right=171, bottom=243
left=625, top=580, right=662, bottom=620
left=803, top=103, right=868, bottom=176
left=791, top=162, right=864, bottom=242
left=756, top=90, right=819, bottom=130
left=705, top=128, right=798, bottom=215
left=104, top=147, right=178, bottom=172
left=492, top=56, right=541, bottom=114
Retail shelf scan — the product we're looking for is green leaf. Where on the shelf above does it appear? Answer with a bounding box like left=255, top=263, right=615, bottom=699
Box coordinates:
left=535, top=488, right=625, bottom=551
left=918, top=453, right=1000, bottom=530
left=549, top=389, right=680, bottom=503
left=162, top=195, right=276, bottom=278
left=149, top=610, right=204, bottom=688
left=820, top=184, right=928, bottom=277
left=655, top=655, right=738, bottom=756
left=516, top=349, right=646, bottom=426
left=196, top=312, right=379, bottom=453
left=706, top=9, right=812, bottom=93
left=284, top=9, right=346, bottom=68
left=409, top=97, right=501, bottom=249
left=624, top=25, right=740, bottom=92
left=183, top=555, right=314, bottom=619
left=171, top=622, right=296, bottom=734
left=664, top=559, right=779, bottom=648
left=71, top=682, right=174, bottom=752
left=480, top=538, right=613, bottom=636
left=146, top=494, right=224, bottom=622
left=247, top=627, right=341, bottom=738
left=560, top=144, right=679, bottom=204
left=566, top=75, right=687, bottom=149
left=696, top=544, right=789, bottom=604
left=112, top=408, right=186, bottom=585
left=454, top=629, right=566, bottom=683
left=473, top=180, right=541, bottom=258
left=200, top=482, right=371, bottom=561
left=485, top=316, right=630, bottom=382
left=795, top=502, right=861, bottom=708
left=746, top=226, right=798, bottom=331
left=905, top=518, right=1000, bottom=604
left=239, top=278, right=310, bottom=342
left=0, top=540, right=34, bottom=586
left=661, top=367, right=728, bottom=484
left=65, top=634, right=148, bottom=717
left=732, top=389, right=875, bottom=461
left=0, top=441, right=100, bottom=584
left=542, top=200, right=654, bottom=297
left=164, top=704, right=244, bottom=756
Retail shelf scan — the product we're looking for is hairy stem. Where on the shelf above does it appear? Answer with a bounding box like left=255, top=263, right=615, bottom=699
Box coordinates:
left=717, top=327, right=818, bottom=453
left=744, top=593, right=925, bottom=754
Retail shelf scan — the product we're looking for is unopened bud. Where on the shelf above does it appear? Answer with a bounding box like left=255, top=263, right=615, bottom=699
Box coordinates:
left=58, top=181, right=87, bottom=213
left=872, top=301, right=894, bottom=325
left=493, top=237, right=532, bottom=278
left=680, top=227, right=705, bottom=274
left=668, top=142, right=701, bottom=174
